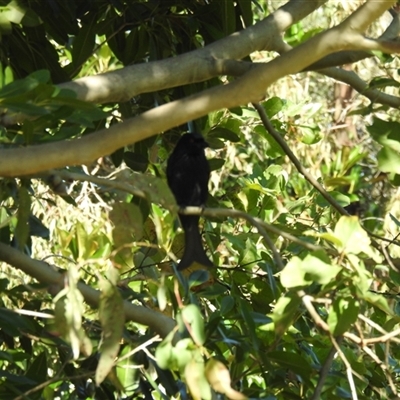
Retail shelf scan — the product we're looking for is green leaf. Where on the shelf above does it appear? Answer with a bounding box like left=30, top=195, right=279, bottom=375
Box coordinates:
left=333, top=216, right=372, bottom=255
left=221, top=0, right=236, bottom=36
left=129, top=172, right=176, bottom=209
left=239, top=298, right=259, bottom=350
left=110, top=201, right=143, bottom=245
left=124, top=151, right=149, bottom=172
left=0, top=76, right=39, bottom=98
left=267, top=351, right=312, bottom=380
left=208, top=127, right=240, bottom=142
left=0, top=13, right=12, bottom=34
left=364, top=292, right=396, bottom=317
left=116, top=345, right=137, bottom=396
left=53, top=265, right=92, bottom=359
left=302, top=252, right=341, bottom=285
left=0, top=308, right=38, bottom=337
left=25, top=352, right=47, bottom=385
left=3, top=1, right=41, bottom=27
left=220, top=296, right=235, bottom=315
left=133, top=25, right=150, bottom=63
left=185, top=358, right=212, bottom=400
left=29, top=69, right=50, bottom=83
left=263, top=97, right=285, bottom=119
left=317, top=232, right=343, bottom=246
left=377, top=147, right=400, bottom=174
left=188, top=269, right=211, bottom=289
left=1, top=100, right=50, bottom=116
left=268, top=294, right=300, bottom=336
left=71, top=19, right=96, bottom=71
left=206, top=137, right=225, bottom=149
left=389, top=213, right=400, bottom=228
left=369, top=77, right=400, bottom=89
left=208, top=158, right=225, bottom=171
left=155, top=333, right=175, bottom=370
left=368, top=118, right=400, bottom=152
left=205, top=358, right=247, bottom=399
left=237, top=0, right=253, bottom=27
left=328, top=297, right=359, bottom=336
left=181, top=304, right=205, bottom=345
left=280, top=257, right=308, bottom=288
left=96, top=277, right=125, bottom=385
left=15, top=185, right=31, bottom=251
left=298, top=125, right=322, bottom=144
left=316, top=191, right=350, bottom=208
left=122, top=28, right=139, bottom=65
left=172, top=338, right=195, bottom=370
left=157, top=276, right=167, bottom=311
left=254, top=124, right=286, bottom=158
left=281, top=253, right=340, bottom=288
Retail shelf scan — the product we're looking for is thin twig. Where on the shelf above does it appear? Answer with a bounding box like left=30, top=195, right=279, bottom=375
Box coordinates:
left=182, top=207, right=284, bottom=269
left=362, top=328, right=400, bottom=345
left=252, top=102, right=349, bottom=216
left=384, top=341, right=398, bottom=395
left=300, top=292, right=330, bottom=331
left=311, top=337, right=342, bottom=400
left=45, top=170, right=328, bottom=256
left=358, top=314, right=400, bottom=345
left=13, top=372, right=93, bottom=400
left=252, top=102, right=400, bottom=273
left=330, top=337, right=358, bottom=400
left=299, top=292, right=364, bottom=399
left=117, top=335, right=161, bottom=363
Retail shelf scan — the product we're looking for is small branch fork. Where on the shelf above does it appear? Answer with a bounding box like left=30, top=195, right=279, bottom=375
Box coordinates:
left=300, top=292, right=399, bottom=399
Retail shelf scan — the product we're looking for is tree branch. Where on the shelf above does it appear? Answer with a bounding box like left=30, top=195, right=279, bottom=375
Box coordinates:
left=31, top=1, right=331, bottom=106
left=304, top=50, right=373, bottom=71
left=0, top=243, right=176, bottom=338
left=302, top=2, right=400, bottom=70
left=252, top=102, right=350, bottom=216
left=321, top=67, right=400, bottom=108
left=49, top=169, right=327, bottom=255
left=0, top=0, right=396, bottom=177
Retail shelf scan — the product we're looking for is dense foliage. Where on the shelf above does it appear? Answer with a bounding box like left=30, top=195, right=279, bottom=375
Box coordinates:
left=1, top=1, right=400, bottom=399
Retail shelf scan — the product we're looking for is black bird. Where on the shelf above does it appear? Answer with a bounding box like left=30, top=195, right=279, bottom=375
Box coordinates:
left=166, top=133, right=213, bottom=270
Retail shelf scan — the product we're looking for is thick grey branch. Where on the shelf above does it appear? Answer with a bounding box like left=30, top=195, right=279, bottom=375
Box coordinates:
left=341, top=0, right=395, bottom=34
left=0, top=0, right=396, bottom=177
left=321, top=67, right=400, bottom=108
left=303, top=51, right=374, bottom=71
left=305, top=5, right=400, bottom=70
left=56, top=0, right=329, bottom=104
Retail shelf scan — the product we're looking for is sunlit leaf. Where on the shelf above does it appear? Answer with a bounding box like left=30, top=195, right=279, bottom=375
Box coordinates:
left=155, top=333, right=175, bottom=370
left=328, top=297, right=360, bottom=336
left=205, top=358, right=247, bottom=400
left=185, top=358, right=211, bottom=400
left=181, top=304, right=205, bottom=345
left=334, top=216, right=372, bottom=255
left=268, top=295, right=300, bottom=336
left=96, top=277, right=125, bottom=385
left=377, top=147, right=400, bottom=174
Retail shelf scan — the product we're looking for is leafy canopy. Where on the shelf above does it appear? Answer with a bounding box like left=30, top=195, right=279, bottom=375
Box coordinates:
left=1, top=1, right=400, bottom=400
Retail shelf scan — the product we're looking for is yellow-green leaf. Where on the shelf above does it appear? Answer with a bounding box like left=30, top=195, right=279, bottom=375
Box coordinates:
left=181, top=304, right=205, bottom=345
left=205, top=358, right=247, bottom=400
left=96, top=278, right=125, bottom=385
left=185, top=358, right=211, bottom=400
